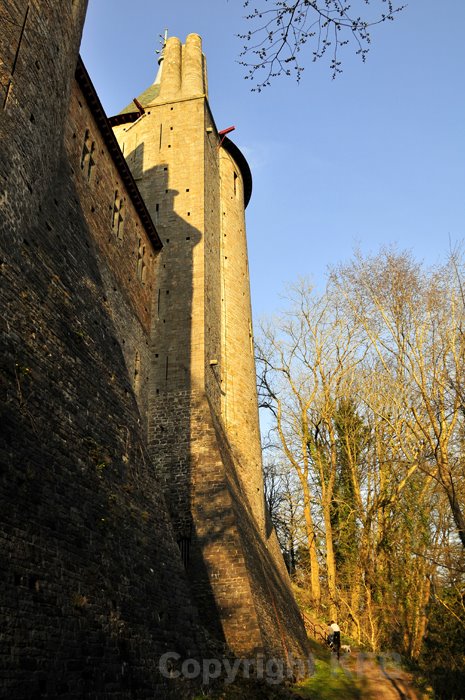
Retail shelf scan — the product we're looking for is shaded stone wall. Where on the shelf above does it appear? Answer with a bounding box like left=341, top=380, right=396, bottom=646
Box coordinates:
left=0, top=0, right=88, bottom=238
left=211, top=412, right=311, bottom=663
left=0, top=5, right=312, bottom=693
left=65, top=76, right=158, bottom=429
left=0, top=3, right=208, bottom=697
left=0, top=168, right=206, bottom=695
left=203, top=102, right=222, bottom=418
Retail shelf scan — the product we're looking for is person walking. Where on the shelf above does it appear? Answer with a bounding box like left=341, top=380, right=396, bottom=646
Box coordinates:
left=328, top=620, right=341, bottom=659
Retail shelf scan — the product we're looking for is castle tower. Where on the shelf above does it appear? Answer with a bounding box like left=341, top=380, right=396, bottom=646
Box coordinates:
left=110, top=35, right=309, bottom=659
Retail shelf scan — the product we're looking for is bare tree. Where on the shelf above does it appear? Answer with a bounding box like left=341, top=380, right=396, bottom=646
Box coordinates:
left=263, top=456, right=305, bottom=573
left=239, top=0, right=405, bottom=88
left=257, top=280, right=367, bottom=612
left=332, top=248, right=465, bottom=550
left=257, top=252, right=464, bottom=656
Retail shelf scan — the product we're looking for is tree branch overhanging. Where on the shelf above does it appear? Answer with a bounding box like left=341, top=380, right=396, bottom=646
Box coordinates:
left=239, top=0, right=406, bottom=89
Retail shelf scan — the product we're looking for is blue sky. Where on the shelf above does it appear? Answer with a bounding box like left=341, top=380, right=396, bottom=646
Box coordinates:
left=80, top=0, right=465, bottom=319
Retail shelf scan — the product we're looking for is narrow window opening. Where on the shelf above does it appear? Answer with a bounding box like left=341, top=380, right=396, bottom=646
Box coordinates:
left=81, top=129, right=96, bottom=181
left=136, top=238, right=147, bottom=284
left=233, top=171, right=238, bottom=196
left=111, top=190, right=124, bottom=239
left=177, top=537, right=190, bottom=568
left=133, top=351, right=141, bottom=393
left=159, top=123, right=163, bottom=150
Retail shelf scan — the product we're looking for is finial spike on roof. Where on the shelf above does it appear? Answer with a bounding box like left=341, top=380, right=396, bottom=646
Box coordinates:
left=154, top=29, right=168, bottom=84
left=155, top=30, right=168, bottom=57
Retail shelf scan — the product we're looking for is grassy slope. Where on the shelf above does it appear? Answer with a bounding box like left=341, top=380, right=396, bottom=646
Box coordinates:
left=191, top=636, right=362, bottom=699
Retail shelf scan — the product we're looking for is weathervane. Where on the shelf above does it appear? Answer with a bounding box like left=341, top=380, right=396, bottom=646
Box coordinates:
left=155, top=29, right=168, bottom=63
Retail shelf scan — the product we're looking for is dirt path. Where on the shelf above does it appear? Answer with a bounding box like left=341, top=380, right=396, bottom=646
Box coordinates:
left=339, top=651, right=424, bottom=699
left=301, top=614, right=426, bottom=699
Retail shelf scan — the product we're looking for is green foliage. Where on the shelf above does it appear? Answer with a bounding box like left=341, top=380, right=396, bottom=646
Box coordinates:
left=259, top=248, right=465, bottom=677
left=417, top=586, right=465, bottom=700
left=331, top=398, right=368, bottom=573
left=293, top=659, right=362, bottom=699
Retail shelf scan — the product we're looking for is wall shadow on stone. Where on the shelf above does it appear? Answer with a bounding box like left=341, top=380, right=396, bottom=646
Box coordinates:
left=205, top=407, right=312, bottom=661
left=141, top=163, right=229, bottom=649
left=0, top=153, right=209, bottom=698
left=138, top=163, right=310, bottom=662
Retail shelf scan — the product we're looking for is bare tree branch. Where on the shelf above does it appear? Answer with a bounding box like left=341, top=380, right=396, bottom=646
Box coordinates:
left=239, top=0, right=406, bottom=89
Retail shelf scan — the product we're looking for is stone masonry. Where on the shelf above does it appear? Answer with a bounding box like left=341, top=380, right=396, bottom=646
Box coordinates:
left=111, top=33, right=310, bottom=661
left=1, top=3, right=206, bottom=697
left=0, top=3, right=311, bottom=696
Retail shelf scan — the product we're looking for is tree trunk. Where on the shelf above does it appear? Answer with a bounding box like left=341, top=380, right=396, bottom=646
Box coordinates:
left=322, top=499, right=337, bottom=618
left=302, top=478, right=321, bottom=606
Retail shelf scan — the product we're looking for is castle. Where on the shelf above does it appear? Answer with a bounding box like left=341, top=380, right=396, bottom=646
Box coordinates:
left=0, top=1, right=309, bottom=696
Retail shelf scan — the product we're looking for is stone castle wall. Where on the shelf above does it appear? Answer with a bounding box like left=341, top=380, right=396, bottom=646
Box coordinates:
left=219, top=146, right=265, bottom=528
left=65, top=73, right=158, bottom=427
left=0, top=6, right=311, bottom=695
left=111, top=33, right=311, bottom=662
left=0, top=3, right=208, bottom=697
left=0, top=0, right=87, bottom=240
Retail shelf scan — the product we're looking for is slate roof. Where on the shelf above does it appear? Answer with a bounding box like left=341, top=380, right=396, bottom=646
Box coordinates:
left=119, top=83, right=161, bottom=115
